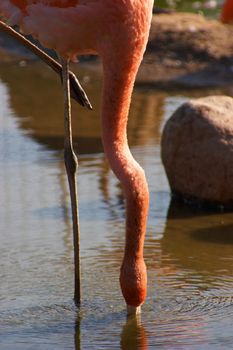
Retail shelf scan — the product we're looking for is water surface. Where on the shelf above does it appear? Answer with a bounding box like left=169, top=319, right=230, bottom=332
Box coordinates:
left=0, top=61, right=233, bottom=349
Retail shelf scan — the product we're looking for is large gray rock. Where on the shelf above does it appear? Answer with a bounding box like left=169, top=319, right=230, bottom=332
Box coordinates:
left=161, top=96, right=233, bottom=208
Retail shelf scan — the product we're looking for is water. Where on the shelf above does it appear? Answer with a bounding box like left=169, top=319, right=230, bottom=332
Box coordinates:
left=0, top=60, right=233, bottom=349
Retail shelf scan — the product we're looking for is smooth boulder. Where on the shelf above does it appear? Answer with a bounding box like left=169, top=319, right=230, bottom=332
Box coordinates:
left=161, top=95, right=233, bottom=208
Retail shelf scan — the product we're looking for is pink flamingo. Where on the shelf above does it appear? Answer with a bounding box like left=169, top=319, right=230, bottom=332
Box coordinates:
left=220, top=0, right=233, bottom=23
left=0, top=0, right=153, bottom=314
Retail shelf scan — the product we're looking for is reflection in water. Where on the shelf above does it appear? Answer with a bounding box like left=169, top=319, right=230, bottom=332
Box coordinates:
left=0, top=61, right=233, bottom=349
left=74, top=315, right=81, bottom=350
left=121, top=314, right=148, bottom=350
left=0, top=61, right=165, bottom=154
left=163, top=200, right=233, bottom=275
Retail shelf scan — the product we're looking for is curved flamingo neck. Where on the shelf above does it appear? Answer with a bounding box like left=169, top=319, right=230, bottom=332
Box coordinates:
left=101, top=55, right=149, bottom=307
left=101, top=56, right=149, bottom=238
left=101, top=56, right=135, bottom=147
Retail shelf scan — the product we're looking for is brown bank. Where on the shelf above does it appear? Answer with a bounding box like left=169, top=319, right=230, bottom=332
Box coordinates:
left=139, top=12, right=233, bottom=88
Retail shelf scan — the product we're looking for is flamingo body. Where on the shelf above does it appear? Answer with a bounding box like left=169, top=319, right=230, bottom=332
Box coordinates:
left=0, top=0, right=153, bottom=310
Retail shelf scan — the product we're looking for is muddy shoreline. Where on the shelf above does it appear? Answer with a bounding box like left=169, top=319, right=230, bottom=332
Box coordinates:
left=139, top=13, right=233, bottom=89
left=0, top=13, right=232, bottom=89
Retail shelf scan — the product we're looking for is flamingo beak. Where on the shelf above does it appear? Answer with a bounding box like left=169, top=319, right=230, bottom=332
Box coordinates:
left=127, top=305, right=141, bottom=316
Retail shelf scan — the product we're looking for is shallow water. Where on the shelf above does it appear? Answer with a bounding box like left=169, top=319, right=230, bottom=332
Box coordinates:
left=0, top=61, right=233, bottom=349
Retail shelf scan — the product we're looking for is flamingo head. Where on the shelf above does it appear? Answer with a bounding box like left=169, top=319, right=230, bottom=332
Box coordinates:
left=120, top=257, right=147, bottom=315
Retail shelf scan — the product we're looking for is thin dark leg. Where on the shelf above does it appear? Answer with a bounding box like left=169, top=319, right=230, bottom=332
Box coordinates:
left=61, top=57, right=81, bottom=305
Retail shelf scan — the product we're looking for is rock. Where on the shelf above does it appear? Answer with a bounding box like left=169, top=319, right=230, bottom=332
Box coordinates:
left=161, top=95, right=233, bottom=209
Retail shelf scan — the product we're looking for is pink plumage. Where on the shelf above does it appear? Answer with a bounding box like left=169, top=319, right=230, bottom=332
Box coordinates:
left=1, top=0, right=153, bottom=60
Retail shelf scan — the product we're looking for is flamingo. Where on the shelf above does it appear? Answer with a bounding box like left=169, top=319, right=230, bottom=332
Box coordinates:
left=220, top=0, right=233, bottom=23
left=0, top=0, right=153, bottom=314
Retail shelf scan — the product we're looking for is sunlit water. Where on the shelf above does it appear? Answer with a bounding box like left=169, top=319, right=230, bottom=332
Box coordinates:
left=0, top=61, right=233, bottom=349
